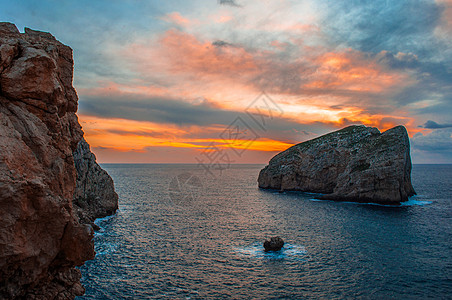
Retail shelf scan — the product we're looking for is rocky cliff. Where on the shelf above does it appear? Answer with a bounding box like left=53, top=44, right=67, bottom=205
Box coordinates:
left=258, top=125, right=416, bottom=204
left=0, top=23, right=118, bottom=299
left=73, top=138, right=118, bottom=229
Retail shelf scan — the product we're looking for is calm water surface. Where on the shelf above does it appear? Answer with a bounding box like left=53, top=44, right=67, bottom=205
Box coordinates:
left=78, top=164, right=452, bottom=299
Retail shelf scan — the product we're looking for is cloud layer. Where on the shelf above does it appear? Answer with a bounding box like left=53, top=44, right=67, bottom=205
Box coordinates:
left=2, top=0, right=451, bottom=163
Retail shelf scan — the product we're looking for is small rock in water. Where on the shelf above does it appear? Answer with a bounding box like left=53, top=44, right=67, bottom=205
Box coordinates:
left=263, top=236, right=284, bottom=252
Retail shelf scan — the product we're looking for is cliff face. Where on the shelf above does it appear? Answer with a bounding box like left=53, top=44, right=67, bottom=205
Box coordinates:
left=258, top=125, right=416, bottom=204
left=0, top=23, right=117, bottom=299
left=73, top=138, right=118, bottom=229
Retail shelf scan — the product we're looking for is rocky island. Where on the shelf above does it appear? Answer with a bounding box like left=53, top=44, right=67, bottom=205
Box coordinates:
left=258, top=125, right=416, bottom=204
left=0, top=23, right=118, bottom=299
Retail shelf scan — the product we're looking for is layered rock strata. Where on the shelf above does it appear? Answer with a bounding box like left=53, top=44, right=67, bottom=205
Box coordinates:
left=258, top=125, right=416, bottom=204
left=0, top=23, right=117, bottom=299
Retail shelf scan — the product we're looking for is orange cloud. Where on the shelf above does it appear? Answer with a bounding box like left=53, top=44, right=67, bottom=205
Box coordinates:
left=304, top=51, right=411, bottom=93
left=119, top=29, right=265, bottom=112
left=211, top=14, right=233, bottom=23
left=79, top=115, right=293, bottom=153
left=86, top=28, right=421, bottom=164
left=312, top=112, right=423, bottom=137
left=158, top=29, right=258, bottom=77
left=122, top=29, right=416, bottom=110
left=162, top=12, right=195, bottom=27
left=437, top=0, right=452, bottom=28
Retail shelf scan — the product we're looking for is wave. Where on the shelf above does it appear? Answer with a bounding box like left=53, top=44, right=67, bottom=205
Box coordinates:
left=234, top=243, right=306, bottom=260
left=400, top=198, right=432, bottom=206
left=95, top=242, right=117, bottom=257
left=308, top=197, right=432, bottom=207
left=94, top=212, right=118, bottom=236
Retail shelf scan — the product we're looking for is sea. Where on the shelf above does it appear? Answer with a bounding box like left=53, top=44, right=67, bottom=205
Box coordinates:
left=77, top=164, right=452, bottom=299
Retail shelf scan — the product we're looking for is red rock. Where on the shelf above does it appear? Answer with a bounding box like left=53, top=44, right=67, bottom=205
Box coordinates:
left=0, top=22, right=117, bottom=299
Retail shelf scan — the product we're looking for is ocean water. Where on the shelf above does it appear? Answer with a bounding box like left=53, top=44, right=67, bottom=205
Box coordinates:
left=77, top=164, right=452, bottom=299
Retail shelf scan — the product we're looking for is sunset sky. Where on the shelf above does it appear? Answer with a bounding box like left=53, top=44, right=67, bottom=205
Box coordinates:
left=2, top=0, right=452, bottom=163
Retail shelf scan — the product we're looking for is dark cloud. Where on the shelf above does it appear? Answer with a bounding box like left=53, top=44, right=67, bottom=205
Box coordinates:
left=311, top=0, right=452, bottom=121
left=78, top=92, right=336, bottom=142
left=212, top=40, right=233, bottom=47
left=218, top=0, right=241, bottom=7
left=321, top=0, right=442, bottom=55
left=411, top=128, right=452, bottom=152
left=375, top=51, right=419, bottom=69
left=316, top=1, right=452, bottom=119
left=422, top=120, right=452, bottom=129
left=394, top=60, right=452, bottom=106
left=79, top=94, right=235, bottom=126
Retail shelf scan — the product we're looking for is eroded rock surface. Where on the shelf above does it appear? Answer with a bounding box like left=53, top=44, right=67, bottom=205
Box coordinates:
left=0, top=22, right=117, bottom=299
left=73, top=138, right=118, bottom=229
left=258, top=125, right=416, bottom=204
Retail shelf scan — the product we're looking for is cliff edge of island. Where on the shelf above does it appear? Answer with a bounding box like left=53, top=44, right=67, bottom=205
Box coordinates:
left=258, top=125, right=416, bottom=204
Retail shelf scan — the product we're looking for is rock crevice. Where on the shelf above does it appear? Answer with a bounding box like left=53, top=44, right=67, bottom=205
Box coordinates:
left=258, top=125, right=416, bottom=204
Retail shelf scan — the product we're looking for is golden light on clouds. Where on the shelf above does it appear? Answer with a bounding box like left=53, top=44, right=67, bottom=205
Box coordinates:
left=71, top=3, right=450, bottom=163
left=80, top=115, right=294, bottom=153
left=5, top=0, right=449, bottom=163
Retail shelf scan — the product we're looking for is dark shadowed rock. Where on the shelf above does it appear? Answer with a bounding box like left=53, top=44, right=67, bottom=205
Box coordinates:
left=264, top=236, right=285, bottom=252
left=73, top=138, right=118, bottom=229
left=258, top=125, right=416, bottom=204
left=0, top=22, right=117, bottom=299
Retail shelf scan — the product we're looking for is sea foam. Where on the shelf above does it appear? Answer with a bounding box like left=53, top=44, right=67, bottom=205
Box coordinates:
left=234, top=243, right=307, bottom=260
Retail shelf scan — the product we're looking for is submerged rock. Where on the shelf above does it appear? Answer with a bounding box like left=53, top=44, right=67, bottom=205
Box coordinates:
left=264, top=237, right=285, bottom=252
left=258, top=125, right=416, bottom=204
left=0, top=23, right=117, bottom=299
